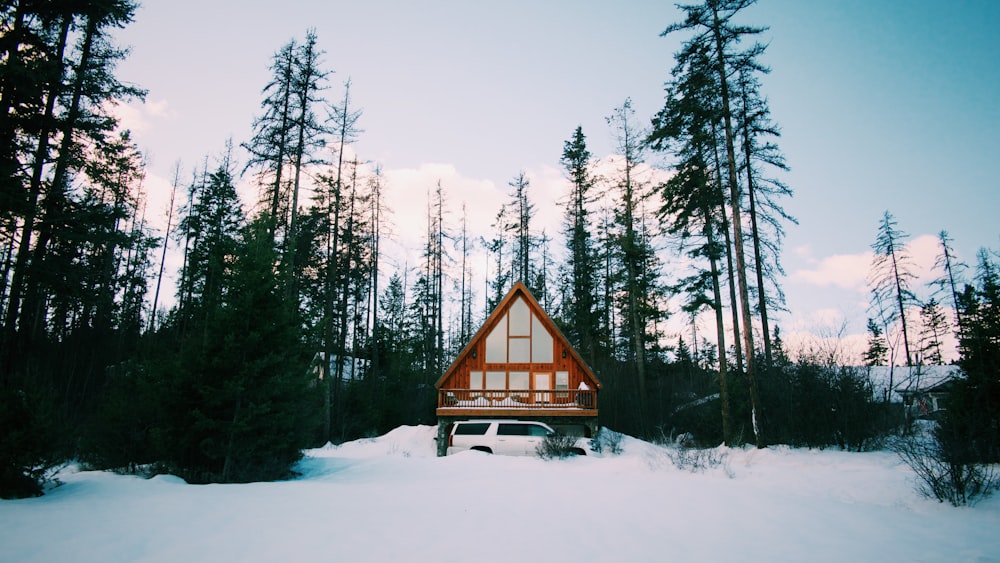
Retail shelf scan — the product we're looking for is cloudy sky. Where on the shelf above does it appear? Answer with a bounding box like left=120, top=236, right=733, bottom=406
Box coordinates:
left=112, top=0, right=999, bottom=361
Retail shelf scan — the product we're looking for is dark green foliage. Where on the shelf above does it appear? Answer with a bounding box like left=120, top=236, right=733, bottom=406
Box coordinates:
left=942, top=251, right=1000, bottom=463
left=863, top=318, right=889, bottom=367
left=167, top=221, right=317, bottom=483
left=79, top=360, right=164, bottom=473
left=557, top=126, right=606, bottom=367
left=759, top=363, right=886, bottom=450
left=894, top=249, right=1000, bottom=506
left=919, top=298, right=948, bottom=366
left=0, top=387, right=62, bottom=498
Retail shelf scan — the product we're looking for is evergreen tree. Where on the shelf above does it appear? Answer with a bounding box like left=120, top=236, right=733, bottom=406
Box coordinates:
left=661, top=0, right=768, bottom=445
left=939, top=249, right=1000, bottom=464
left=932, top=230, right=967, bottom=332
left=506, top=171, right=534, bottom=287
left=174, top=146, right=243, bottom=325
left=734, top=66, right=795, bottom=372
left=558, top=126, right=604, bottom=367
left=649, top=37, right=736, bottom=444
left=863, top=318, right=889, bottom=367
left=918, top=298, right=948, bottom=366
left=604, top=99, right=670, bottom=429
left=868, top=210, right=917, bottom=367
left=158, top=218, right=315, bottom=483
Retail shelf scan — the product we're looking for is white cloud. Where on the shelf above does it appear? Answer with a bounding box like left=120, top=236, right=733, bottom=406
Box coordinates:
left=791, top=251, right=872, bottom=291
left=111, top=98, right=175, bottom=134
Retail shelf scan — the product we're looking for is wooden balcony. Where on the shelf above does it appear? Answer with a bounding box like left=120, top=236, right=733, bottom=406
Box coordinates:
left=436, top=388, right=597, bottom=418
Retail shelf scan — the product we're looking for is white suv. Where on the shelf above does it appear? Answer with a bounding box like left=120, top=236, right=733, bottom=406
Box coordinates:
left=446, top=420, right=587, bottom=456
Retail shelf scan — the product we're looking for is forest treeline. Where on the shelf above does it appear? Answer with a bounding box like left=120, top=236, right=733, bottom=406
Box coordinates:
left=2, top=0, right=997, bottom=498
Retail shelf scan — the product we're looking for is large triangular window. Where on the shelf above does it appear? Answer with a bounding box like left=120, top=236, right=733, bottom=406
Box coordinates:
left=484, top=296, right=553, bottom=365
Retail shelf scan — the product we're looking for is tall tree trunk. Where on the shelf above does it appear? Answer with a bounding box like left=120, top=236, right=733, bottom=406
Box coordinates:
left=712, top=5, right=761, bottom=445
left=711, top=122, right=744, bottom=374
left=890, top=243, right=913, bottom=367
left=704, top=206, right=732, bottom=445
left=151, top=164, right=180, bottom=331
left=2, top=15, right=72, bottom=359
left=21, top=14, right=99, bottom=343
left=741, top=109, right=773, bottom=371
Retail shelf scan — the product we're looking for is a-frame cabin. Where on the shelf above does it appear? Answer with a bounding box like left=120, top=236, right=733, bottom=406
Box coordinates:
left=435, top=282, right=600, bottom=455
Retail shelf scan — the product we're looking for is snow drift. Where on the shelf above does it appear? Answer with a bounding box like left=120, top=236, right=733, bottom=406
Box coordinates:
left=1, top=425, right=998, bottom=562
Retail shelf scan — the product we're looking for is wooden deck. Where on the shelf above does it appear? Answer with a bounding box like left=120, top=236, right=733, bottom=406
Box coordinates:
left=436, top=388, right=597, bottom=418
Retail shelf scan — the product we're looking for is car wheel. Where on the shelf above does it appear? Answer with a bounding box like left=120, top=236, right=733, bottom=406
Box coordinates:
left=471, top=446, right=493, bottom=454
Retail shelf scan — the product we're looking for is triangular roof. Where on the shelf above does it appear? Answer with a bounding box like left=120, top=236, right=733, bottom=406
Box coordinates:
left=435, top=281, right=600, bottom=389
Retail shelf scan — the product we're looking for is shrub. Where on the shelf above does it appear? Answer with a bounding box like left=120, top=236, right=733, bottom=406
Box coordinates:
left=536, top=433, right=583, bottom=459
left=893, top=433, right=1000, bottom=507
left=590, top=427, right=624, bottom=455
left=666, top=445, right=732, bottom=476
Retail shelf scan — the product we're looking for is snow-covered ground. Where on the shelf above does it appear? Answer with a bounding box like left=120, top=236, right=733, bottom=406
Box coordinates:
left=2, top=426, right=998, bottom=562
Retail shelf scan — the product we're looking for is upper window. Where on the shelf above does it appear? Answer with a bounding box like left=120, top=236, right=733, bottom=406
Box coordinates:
left=509, top=297, right=531, bottom=336
left=531, top=316, right=553, bottom=362
left=485, top=313, right=508, bottom=363
left=482, top=296, right=554, bottom=365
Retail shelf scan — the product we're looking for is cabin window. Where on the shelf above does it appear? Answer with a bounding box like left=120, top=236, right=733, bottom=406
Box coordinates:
left=534, top=373, right=551, bottom=402
left=556, top=371, right=569, bottom=389
left=509, top=338, right=530, bottom=363
left=509, top=297, right=531, bottom=336
left=485, top=371, right=506, bottom=389
left=485, top=314, right=508, bottom=362
left=469, top=371, right=483, bottom=390
left=509, top=371, right=529, bottom=390
left=531, top=316, right=553, bottom=362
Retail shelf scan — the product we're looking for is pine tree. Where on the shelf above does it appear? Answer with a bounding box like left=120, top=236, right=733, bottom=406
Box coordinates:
left=661, top=0, right=768, bottom=445
left=868, top=211, right=917, bottom=367
left=863, top=318, right=889, bottom=367
left=919, top=298, right=948, bottom=366
left=558, top=126, right=604, bottom=368
left=940, top=249, right=1000, bottom=464
left=932, top=230, right=967, bottom=332
left=606, top=98, right=667, bottom=425
left=734, top=66, right=795, bottom=372
left=161, top=218, right=315, bottom=483
left=506, top=171, right=533, bottom=287
left=650, top=36, right=735, bottom=444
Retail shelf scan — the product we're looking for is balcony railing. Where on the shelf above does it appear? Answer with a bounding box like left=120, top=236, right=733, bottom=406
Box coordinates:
left=438, top=388, right=596, bottom=411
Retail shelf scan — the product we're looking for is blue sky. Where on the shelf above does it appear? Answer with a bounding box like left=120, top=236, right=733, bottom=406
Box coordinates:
left=113, top=1, right=999, bottom=360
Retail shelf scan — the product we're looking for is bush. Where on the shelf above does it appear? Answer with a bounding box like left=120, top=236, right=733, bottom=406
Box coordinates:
left=590, top=427, right=624, bottom=455
left=893, top=433, right=999, bottom=506
left=536, top=432, right=583, bottom=459
left=665, top=445, right=732, bottom=476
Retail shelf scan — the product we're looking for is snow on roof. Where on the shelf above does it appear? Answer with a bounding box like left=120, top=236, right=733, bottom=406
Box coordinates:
left=864, top=365, right=962, bottom=393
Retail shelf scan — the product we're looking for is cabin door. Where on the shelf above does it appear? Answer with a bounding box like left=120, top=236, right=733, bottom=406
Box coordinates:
left=534, top=373, right=551, bottom=404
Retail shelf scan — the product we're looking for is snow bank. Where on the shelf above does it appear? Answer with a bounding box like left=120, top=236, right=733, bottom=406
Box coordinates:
left=1, top=425, right=998, bottom=562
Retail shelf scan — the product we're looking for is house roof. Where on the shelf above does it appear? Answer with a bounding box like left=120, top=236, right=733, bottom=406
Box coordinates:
left=434, top=281, right=601, bottom=390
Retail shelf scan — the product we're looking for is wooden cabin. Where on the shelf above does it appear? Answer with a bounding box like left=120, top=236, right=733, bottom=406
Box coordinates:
left=435, top=282, right=601, bottom=455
